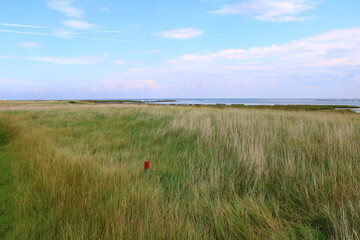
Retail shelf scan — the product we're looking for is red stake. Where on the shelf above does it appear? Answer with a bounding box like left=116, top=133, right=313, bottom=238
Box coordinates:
left=144, top=161, right=150, bottom=170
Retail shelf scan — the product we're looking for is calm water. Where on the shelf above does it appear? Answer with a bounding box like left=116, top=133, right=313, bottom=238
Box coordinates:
left=143, top=98, right=360, bottom=113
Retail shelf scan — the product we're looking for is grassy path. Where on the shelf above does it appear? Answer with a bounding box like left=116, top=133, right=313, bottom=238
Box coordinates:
left=0, top=127, right=13, bottom=239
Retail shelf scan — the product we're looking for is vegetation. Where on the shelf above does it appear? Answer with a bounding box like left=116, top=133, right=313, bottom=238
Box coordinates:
left=82, top=99, right=177, bottom=104
left=0, top=127, right=13, bottom=239
left=175, top=104, right=359, bottom=112
left=82, top=100, right=144, bottom=104
left=147, top=99, right=177, bottom=103
left=0, top=102, right=359, bottom=239
left=235, top=104, right=359, bottom=111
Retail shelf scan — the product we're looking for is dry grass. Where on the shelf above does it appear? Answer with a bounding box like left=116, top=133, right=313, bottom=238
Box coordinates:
left=0, top=102, right=359, bottom=239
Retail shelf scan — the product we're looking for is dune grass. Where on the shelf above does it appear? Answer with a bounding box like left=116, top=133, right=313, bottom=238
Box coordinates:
left=0, top=103, right=359, bottom=239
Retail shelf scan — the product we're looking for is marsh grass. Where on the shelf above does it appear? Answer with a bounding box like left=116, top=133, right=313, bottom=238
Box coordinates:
left=0, top=126, right=14, bottom=239
left=0, top=103, right=359, bottom=239
left=167, top=104, right=359, bottom=112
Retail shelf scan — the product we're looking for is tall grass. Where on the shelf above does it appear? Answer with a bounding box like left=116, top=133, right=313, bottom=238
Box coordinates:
left=0, top=126, right=14, bottom=240
left=0, top=103, right=359, bottom=239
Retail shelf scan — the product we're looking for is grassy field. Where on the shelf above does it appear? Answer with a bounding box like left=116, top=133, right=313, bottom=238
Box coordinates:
left=0, top=101, right=359, bottom=239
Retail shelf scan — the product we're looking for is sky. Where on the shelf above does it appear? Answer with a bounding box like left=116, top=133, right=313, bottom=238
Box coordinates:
left=0, top=0, right=360, bottom=100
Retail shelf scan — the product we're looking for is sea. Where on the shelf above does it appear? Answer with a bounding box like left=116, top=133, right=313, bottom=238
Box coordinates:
left=142, top=98, right=360, bottom=113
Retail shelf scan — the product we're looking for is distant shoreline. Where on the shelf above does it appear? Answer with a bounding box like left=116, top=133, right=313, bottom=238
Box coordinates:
left=0, top=99, right=360, bottom=113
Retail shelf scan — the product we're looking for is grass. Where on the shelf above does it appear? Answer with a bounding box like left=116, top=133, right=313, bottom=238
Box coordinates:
left=233, top=104, right=359, bottom=111
left=80, top=99, right=177, bottom=104
left=170, top=104, right=359, bottom=112
left=0, top=102, right=359, bottom=239
left=0, top=126, right=14, bottom=239
left=81, top=100, right=145, bottom=104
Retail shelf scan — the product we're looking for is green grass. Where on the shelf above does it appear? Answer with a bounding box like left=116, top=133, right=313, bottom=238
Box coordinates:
left=0, top=102, right=359, bottom=239
left=0, top=127, right=14, bottom=240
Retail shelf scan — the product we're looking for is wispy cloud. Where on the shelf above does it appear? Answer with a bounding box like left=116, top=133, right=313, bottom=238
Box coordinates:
left=0, top=28, right=137, bottom=42
left=62, top=20, right=97, bottom=30
left=155, top=28, right=203, bottom=39
left=94, top=27, right=360, bottom=97
left=113, top=59, right=125, bottom=65
left=170, top=27, right=360, bottom=67
left=98, top=30, right=129, bottom=34
left=100, top=7, right=110, bottom=11
left=52, top=30, right=78, bottom=38
left=19, top=42, right=41, bottom=48
left=212, top=0, right=320, bottom=22
left=47, top=0, right=84, bottom=18
left=0, top=22, right=46, bottom=28
left=1, top=53, right=108, bottom=65
left=147, top=49, right=161, bottom=53
left=0, top=29, right=52, bottom=36
left=78, top=37, right=137, bottom=43
left=129, top=49, right=161, bottom=54
left=0, top=78, right=26, bottom=85
left=30, top=55, right=107, bottom=65
left=104, top=79, right=163, bottom=91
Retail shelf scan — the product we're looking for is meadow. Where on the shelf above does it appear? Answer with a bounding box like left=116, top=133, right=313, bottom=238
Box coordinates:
left=0, top=101, right=359, bottom=239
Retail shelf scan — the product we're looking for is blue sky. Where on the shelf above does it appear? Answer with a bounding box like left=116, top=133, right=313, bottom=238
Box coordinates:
left=1, top=0, right=360, bottom=99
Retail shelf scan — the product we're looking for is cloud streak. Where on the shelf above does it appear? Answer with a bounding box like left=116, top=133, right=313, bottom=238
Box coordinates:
left=1, top=54, right=108, bottom=65
left=113, top=59, right=125, bottom=65
left=155, top=28, right=203, bottom=39
left=0, top=22, right=46, bottom=28
left=0, top=28, right=137, bottom=42
left=20, top=42, right=41, bottom=48
left=0, top=29, right=52, bottom=36
left=62, top=20, right=97, bottom=30
left=212, top=0, right=320, bottom=22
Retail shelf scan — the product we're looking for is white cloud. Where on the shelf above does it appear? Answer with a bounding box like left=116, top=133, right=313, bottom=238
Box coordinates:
left=47, top=0, right=84, bottom=18
left=0, top=54, right=108, bottom=65
left=92, top=27, right=360, bottom=97
left=0, top=22, right=46, bottom=28
left=62, top=20, right=97, bottom=30
left=212, top=0, right=320, bottom=22
left=104, top=79, right=163, bottom=91
left=53, top=30, right=78, bottom=38
left=113, top=59, right=125, bottom=65
left=170, top=27, right=360, bottom=67
left=155, top=28, right=203, bottom=39
left=20, top=42, right=41, bottom=48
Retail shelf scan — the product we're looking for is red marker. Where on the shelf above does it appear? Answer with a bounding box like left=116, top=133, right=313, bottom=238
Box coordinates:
left=144, top=161, right=150, bottom=170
